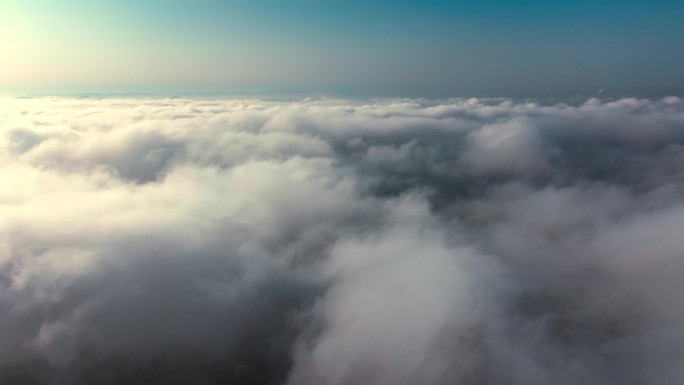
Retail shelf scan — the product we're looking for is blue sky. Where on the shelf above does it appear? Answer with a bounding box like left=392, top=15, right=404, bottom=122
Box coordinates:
left=2, top=0, right=684, bottom=97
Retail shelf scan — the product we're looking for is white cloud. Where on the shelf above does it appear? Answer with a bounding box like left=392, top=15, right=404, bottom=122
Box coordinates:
left=463, top=118, right=546, bottom=175
left=1, top=96, right=684, bottom=384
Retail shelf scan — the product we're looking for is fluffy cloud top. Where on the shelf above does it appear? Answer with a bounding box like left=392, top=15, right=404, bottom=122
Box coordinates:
left=1, top=96, right=684, bottom=384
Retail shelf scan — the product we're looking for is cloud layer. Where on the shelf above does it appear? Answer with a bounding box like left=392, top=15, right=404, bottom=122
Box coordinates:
left=1, top=96, right=684, bottom=384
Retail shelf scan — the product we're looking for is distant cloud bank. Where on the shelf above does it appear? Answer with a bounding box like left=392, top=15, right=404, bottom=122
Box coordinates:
left=1, top=96, right=684, bottom=385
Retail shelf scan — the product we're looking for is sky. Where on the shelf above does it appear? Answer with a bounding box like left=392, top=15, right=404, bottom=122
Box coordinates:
left=2, top=0, right=684, bottom=97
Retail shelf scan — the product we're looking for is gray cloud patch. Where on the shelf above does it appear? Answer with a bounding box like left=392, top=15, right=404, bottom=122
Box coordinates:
left=1, top=96, right=684, bottom=384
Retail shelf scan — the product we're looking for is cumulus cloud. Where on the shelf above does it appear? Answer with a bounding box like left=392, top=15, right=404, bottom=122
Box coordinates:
left=463, top=118, right=546, bottom=175
left=1, top=96, right=684, bottom=384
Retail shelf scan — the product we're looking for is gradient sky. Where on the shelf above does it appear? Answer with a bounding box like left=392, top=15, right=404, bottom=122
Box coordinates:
left=2, top=0, right=684, bottom=97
